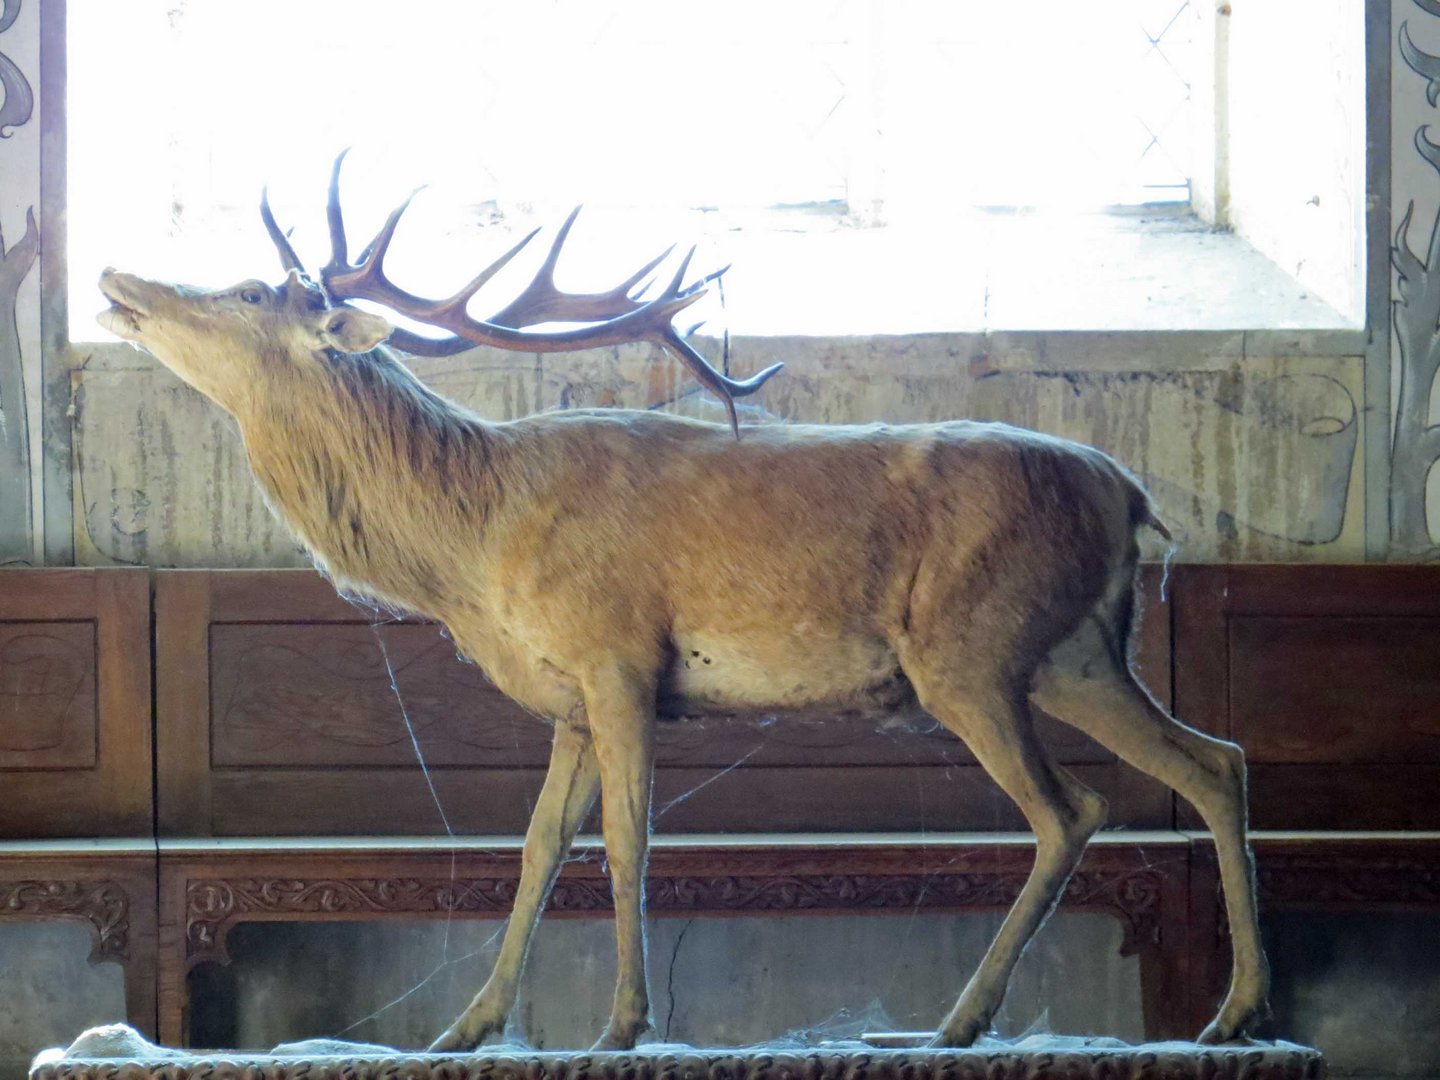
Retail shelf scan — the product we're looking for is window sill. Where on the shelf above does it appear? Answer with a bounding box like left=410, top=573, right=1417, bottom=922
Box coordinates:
left=704, top=207, right=1361, bottom=343
left=69, top=208, right=1364, bottom=363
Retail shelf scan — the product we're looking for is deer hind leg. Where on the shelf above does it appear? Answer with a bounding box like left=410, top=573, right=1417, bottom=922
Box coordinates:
left=1030, top=617, right=1270, bottom=1043
left=907, top=667, right=1109, bottom=1047
left=430, top=719, right=600, bottom=1053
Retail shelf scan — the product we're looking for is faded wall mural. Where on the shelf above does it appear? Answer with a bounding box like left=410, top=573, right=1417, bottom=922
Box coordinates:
left=70, top=335, right=1367, bottom=567
left=1395, top=2, right=1440, bottom=558
left=0, top=0, right=36, bottom=566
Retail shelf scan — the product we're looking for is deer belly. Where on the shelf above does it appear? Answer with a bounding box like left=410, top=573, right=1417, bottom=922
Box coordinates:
left=661, top=634, right=912, bottom=715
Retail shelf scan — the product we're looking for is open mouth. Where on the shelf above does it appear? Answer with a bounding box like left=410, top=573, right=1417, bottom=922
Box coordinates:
left=97, top=272, right=148, bottom=339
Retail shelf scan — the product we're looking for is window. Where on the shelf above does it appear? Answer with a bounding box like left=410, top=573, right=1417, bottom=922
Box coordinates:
left=67, top=1, right=1363, bottom=339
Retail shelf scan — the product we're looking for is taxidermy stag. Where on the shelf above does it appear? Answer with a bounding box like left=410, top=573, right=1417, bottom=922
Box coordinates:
left=98, top=153, right=1268, bottom=1051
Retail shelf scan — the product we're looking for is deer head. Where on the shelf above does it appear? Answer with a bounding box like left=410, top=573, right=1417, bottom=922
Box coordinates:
left=98, top=267, right=391, bottom=413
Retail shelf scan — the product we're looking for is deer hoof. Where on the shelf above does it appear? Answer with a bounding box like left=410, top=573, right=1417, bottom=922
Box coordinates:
left=591, top=1017, right=650, bottom=1052
left=1197, top=995, right=1271, bottom=1045
left=428, top=1012, right=504, bottom=1054
left=930, top=1014, right=990, bottom=1049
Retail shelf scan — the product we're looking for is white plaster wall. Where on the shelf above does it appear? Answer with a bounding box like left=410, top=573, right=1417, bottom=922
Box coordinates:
left=1227, top=0, right=1367, bottom=324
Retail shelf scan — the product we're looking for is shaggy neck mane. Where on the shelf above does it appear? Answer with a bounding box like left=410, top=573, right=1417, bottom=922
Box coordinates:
left=239, top=344, right=501, bottom=614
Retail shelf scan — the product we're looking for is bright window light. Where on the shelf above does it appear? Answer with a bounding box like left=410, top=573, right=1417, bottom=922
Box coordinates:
left=68, top=1, right=1194, bottom=336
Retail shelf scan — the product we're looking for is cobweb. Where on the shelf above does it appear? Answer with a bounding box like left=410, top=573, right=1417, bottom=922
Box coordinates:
left=236, top=579, right=1158, bottom=1052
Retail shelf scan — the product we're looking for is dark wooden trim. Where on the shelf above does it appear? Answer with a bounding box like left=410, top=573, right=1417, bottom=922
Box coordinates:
left=154, top=572, right=214, bottom=835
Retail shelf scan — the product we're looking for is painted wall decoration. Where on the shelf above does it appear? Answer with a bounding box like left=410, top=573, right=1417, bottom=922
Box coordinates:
left=69, top=339, right=1368, bottom=568
left=0, top=0, right=32, bottom=139
left=0, top=0, right=36, bottom=564
left=1395, top=5, right=1440, bottom=557
left=0, top=213, right=37, bottom=565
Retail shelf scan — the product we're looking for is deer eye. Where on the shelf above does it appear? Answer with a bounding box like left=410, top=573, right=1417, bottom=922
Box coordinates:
left=240, top=287, right=263, bottom=304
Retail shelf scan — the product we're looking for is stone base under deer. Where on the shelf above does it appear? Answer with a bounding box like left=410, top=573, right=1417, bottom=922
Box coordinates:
left=31, top=1026, right=1324, bottom=1080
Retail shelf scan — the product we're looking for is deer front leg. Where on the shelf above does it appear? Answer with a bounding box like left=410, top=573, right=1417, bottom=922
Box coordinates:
left=429, top=719, right=600, bottom=1053
left=585, top=666, right=658, bottom=1051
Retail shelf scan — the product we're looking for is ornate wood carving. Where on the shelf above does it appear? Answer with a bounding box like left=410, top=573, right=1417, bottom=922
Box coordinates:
left=1257, top=848, right=1440, bottom=909
left=182, top=864, right=1166, bottom=969
left=0, top=878, right=131, bottom=961
left=30, top=1044, right=1327, bottom=1080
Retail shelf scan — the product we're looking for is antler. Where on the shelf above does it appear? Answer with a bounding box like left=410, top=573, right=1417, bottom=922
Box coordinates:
left=264, top=151, right=782, bottom=435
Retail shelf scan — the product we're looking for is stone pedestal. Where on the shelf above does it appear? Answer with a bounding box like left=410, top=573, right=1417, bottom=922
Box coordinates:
left=31, top=1042, right=1326, bottom=1080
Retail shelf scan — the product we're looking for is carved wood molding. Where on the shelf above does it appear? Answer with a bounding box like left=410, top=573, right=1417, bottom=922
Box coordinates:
left=183, top=865, right=1166, bottom=968
left=0, top=879, right=131, bottom=961
left=1257, top=849, right=1440, bottom=909
left=30, top=1044, right=1326, bottom=1080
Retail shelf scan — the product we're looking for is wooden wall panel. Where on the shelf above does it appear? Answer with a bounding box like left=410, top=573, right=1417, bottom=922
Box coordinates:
left=1172, top=565, right=1440, bottom=829
left=157, top=567, right=1174, bottom=837
left=0, top=569, right=152, bottom=836
left=0, top=621, right=97, bottom=769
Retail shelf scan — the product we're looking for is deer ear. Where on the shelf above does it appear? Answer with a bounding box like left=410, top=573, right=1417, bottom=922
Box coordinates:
left=317, top=307, right=392, bottom=353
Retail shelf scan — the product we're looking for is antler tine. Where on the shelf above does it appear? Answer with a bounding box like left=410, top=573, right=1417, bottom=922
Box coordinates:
left=661, top=246, right=697, bottom=299
left=260, top=187, right=306, bottom=274
left=659, top=327, right=783, bottom=436
left=325, top=149, right=351, bottom=270
left=434, top=226, right=542, bottom=319
left=488, top=205, right=677, bottom=329
left=366, top=188, right=424, bottom=277
left=617, top=246, right=675, bottom=298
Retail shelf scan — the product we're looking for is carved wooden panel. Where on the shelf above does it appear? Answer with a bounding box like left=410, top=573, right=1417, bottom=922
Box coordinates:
left=156, top=835, right=1192, bottom=1046
left=0, top=570, right=151, bottom=836
left=0, top=620, right=97, bottom=769
left=158, top=568, right=1173, bottom=836
left=208, top=624, right=1115, bottom=771
left=1173, top=565, right=1440, bottom=829
left=1229, top=616, right=1440, bottom=763
left=209, top=623, right=548, bottom=769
